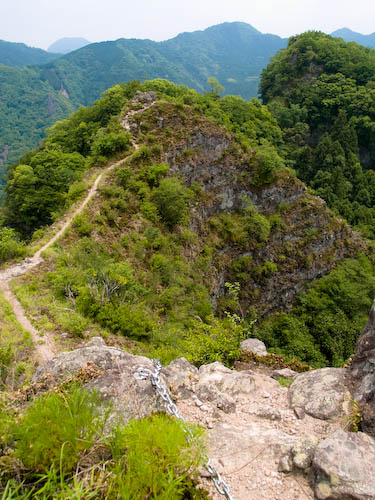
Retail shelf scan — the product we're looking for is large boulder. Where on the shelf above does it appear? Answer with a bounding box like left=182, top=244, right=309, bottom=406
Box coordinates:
left=161, top=357, right=199, bottom=399
left=312, top=429, right=375, bottom=500
left=32, top=337, right=154, bottom=383
left=197, top=362, right=256, bottom=400
left=32, top=337, right=163, bottom=423
left=240, top=338, right=267, bottom=356
left=351, top=302, right=375, bottom=437
left=288, top=367, right=350, bottom=420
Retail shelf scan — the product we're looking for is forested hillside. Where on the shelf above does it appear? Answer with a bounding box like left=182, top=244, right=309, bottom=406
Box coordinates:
left=260, top=31, right=375, bottom=237
left=0, top=22, right=286, bottom=188
left=0, top=40, right=60, bottom=67
left=0, top=64, right=75, bottom=199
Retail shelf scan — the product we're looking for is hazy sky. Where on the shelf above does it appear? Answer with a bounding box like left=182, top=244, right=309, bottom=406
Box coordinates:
left=2, top=0, right=375, bottom=50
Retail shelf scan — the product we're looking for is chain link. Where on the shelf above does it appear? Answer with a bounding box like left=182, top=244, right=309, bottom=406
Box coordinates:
left=134, top=359, right=237, bottom=500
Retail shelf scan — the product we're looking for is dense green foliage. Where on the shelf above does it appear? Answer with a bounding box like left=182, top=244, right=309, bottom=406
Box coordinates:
left=260, top=31, right=375, bottom=237
left=0, top=227, right=26, bottom=263
left=3, top=84, right=131, bottom=235
left=0, top=21, right=286, bottom=194
left=0, top=387, right=206, bottom=499
left=0, top=63, right=75, bottom=176
left=0, top=40, right=60, bottom=67
left=259, top=255, right=375, bottom=366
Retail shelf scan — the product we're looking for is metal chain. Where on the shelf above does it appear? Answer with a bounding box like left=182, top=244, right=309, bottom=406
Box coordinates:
left=134, top=359, right=237, bottom=500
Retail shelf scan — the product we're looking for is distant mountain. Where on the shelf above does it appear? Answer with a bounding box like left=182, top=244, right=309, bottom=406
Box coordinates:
left=47, top=37, right=91, bottom=54
left=331, top=28, right=375, bottom=48
left=0, top=22, right=287, bottom=180
left=0, top=40, right=60, bottom=67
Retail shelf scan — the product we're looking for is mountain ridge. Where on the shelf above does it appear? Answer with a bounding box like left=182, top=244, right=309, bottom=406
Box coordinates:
left=47, top=37, right=91, bottom=54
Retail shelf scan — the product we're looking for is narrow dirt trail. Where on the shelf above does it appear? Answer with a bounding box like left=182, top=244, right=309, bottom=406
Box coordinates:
left=0, top=99, right=151, bottom=363
left=0, top=160, right=122, bottom=362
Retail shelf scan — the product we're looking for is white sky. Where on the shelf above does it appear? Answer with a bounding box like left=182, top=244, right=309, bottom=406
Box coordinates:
left=1, top=0, right=375, bottom=50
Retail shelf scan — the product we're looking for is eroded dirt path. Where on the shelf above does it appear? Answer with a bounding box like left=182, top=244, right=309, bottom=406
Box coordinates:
left=0, top=160, right=122, bottom=362
left=0, top=100, right=151, bottom=362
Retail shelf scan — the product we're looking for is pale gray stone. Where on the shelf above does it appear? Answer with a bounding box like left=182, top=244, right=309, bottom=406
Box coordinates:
left=162, top=357, right=198, bottom=399
left=289, top=368, right=350, bottom=420
left=291, top=434, right=319, bottom=469
left=32, top=339, right=162, bottom=425
left=240, top=338, right=267, bottom=356
left=351, top=301, right=375, bottom=438
left=312, top=429, right=375, bottom=500
left=32, top=338, right=153, bottom=384
left=278, top=454, right=293, bottom=473
left=197, top=362, right=255, bottom=399
left=272, top=368, right=297, bottom=380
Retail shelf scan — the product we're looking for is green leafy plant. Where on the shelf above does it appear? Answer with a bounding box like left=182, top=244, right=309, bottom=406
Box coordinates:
left=107, top=414, right=207, bottom=499
left=13, top=385, right=109, bottom=472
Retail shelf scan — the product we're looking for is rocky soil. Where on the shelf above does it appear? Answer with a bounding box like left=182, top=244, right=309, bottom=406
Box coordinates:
left=32, top=327, right=375, bottom=500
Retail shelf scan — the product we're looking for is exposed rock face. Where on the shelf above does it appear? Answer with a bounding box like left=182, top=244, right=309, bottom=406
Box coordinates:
left=134, top=100, right=365, bottom=317
left=312, top=429, right=375, bottom=500
left=289, top=368, right=351, bottom=420
left=351, top=301, right=375, bottom=437
left=240, top=338, right=268, bottom=356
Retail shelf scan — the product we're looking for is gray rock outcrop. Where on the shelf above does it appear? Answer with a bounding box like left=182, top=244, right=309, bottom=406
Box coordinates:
left=312, top=429, right=375, bottom=500
left=289, top=367, right=350, bottom=420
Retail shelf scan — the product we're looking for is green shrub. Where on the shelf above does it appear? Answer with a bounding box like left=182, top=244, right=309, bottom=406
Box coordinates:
left=243, top=204, right=271, bottom=244
left=0, top=227, right=26, bottom=263
left=115, top=166, right=133, bottom=188
left=108, top=414, right=207, bottom=500
left=56, top=311, right=90, bottom=338
left=96, top=302, right=154, bottom=340
left=13, top=386, right=108, bottom=472
left=139, top=163, right=169, bottom=187
left=183, top=315, right=249, bottom=367
left=66, top=181, right=87, bottom=203
left=91, top=131, right=131, bottom=157
left=141, top=201, right=160, bottom=223
left=130, top=145, right=152, bottom=165
left=72, top=212, right=94, bottom=236
left=150, top=253, right=173, bottom=285
left=152, top=178, right=189, bottom=228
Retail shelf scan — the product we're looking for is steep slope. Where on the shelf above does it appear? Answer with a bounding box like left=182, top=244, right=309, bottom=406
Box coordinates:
left=2, top=81, right=367, bottom=369
left=331, top=27, right=375, bottom=48
left=0, top=22, right=286, bottom=189
left=0, top=40, right=60, bottom=67
left=47, top=37, right=90, bottom=54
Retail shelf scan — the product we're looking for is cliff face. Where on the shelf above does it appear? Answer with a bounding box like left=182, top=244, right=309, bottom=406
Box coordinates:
left=130, top=101, right=365, bottom=316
